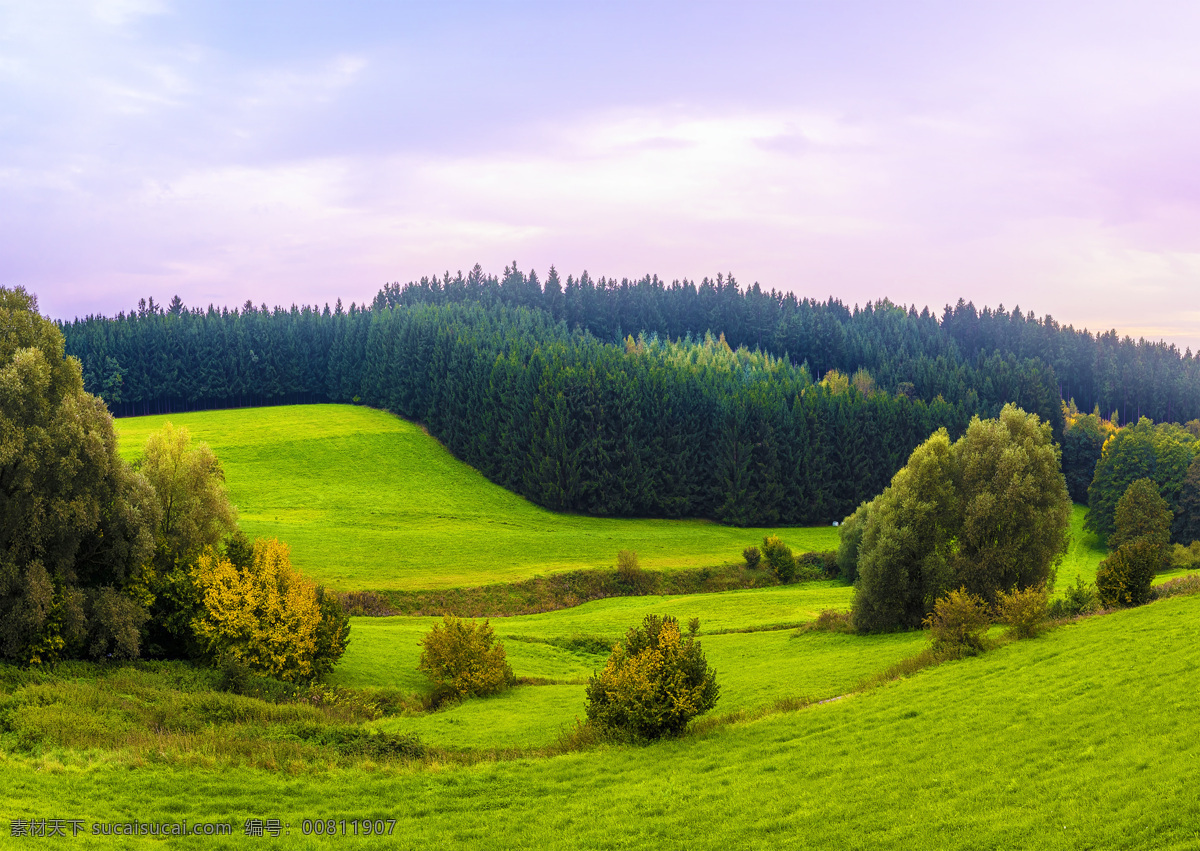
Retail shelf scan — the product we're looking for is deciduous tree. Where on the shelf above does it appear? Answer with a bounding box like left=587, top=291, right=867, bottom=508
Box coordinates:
left=0, top=287, right=158, bottom=663
left=853, top=405, right=1070, bottom=632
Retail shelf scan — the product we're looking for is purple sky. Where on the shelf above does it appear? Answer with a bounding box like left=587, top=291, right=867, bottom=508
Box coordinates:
left=5, top=1, right=1200, bottom=351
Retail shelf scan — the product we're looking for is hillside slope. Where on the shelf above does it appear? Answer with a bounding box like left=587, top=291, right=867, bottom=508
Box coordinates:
left=5, top=589, right=1200, bottom=848
left=115, top=404, right=838, bottom=590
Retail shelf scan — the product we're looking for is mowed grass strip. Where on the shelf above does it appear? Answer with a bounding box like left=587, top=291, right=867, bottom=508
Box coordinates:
left=6, top=593, right=1200, bottom=848
left=113, top=405, right=839, bottom=592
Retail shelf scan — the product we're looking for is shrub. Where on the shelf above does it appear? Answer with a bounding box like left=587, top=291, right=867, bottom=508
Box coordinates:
left=1047, top=575, right=1102, bottom=619
left=616, top=549, right=653, bottom=595
left=836, top=501, right=871, bottom=583
left=762, top=536, right=796, bottom=583
left=1151, top=574, right=1200, bottom=601
left=796, top=550, right=838, bottom=580
left=922, top=588, right=990, bottom=655
left=797, top=609, right=854, bottom=634
left=1168, top=541, right=1200, bottom=571
left=191, top=539, right=346, bottom=682
left=338, top=590, right=396, bottom=617
left=585, top=614, right=718, bottom=739
left=994, top=583, right=1049, bottom=639
left=742, top=546, right=762, bottom=570
left=311, top=587, right=351, bottom=679
left=1096, top=540, right=1158, bottom=608
left=418, top=615, right=514, bottom=702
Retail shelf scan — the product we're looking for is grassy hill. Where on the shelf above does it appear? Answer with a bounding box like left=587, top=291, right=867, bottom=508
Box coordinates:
left=114, top=405, right=839, bottom=591
left=5, top=590, right=1200, bottom=848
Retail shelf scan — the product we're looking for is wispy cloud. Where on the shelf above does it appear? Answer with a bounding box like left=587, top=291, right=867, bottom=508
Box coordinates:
left=3, top=1, right=1200, bottom=349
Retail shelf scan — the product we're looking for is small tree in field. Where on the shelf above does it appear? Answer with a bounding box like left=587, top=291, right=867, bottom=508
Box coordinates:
left=418, top=615, right=514, bottom=701
left=191, top=538, right=348, bottom=682
left=1096, top=540, right=1158, bottom=608
left=761, top=535, right=796, bottom=583
left=585, top=614, right=718, bottom=739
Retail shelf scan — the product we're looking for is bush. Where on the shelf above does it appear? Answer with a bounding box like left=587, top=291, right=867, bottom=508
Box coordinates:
left=338, top=590, right=396, bottom=617
left=191, top=539, right=347, bottom=682
left=418, top=615, right=514, bottom=702
left=761, top=536, right=796, bottom=583
left=797, top=609, right=855, bottom=634
left=585, top=614, right=718, bottom=739
left=742, top=546, right=762, bottom=570
left=1168, top=541, right=1200, bottom=571
left=1047, top=575, right=1102, bottom=619
left=796, top=550, right=839, bottom=580
left=1096, top=540, right=1158, bottom=608
left=616, top=549, right=653, bottom=595
left=311, top=587, right=351, bottom=679
left=994, top=583, right=1049, bottom=638
left=923, top=588, right=990, bottom=655
left=1151, top=574, right=1200, bottom=601
left=836, top=502, right=871, bottom=583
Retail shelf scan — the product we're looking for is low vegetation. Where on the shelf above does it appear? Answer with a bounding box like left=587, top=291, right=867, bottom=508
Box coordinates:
left=994, top=583, right=1050, bottom=638
left=923, top=588, right=991, bottom=655
left=584, top=614, right=719, bottom=740
left=418, top=615, right=515, bottom=704
left=7, top=591, right=1200, bottom=848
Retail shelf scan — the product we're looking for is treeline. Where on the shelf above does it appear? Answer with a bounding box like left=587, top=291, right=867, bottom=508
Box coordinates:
left=64, top=264, right=1200, bottom=432
left=60, top=296, right=1064, bottom=524
left=377, top=264, right=1200, bottom=426
left=61, top=263, right=1200, bottom=523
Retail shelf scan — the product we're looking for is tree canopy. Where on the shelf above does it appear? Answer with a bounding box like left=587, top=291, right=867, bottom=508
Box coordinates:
left=1086, top=418, right=1199, bottom=544
left=851, top=405, right=1071, bottom=633
left=0, top=287, right=346, bottom=677
left=0, top=287, right=158, bottom=662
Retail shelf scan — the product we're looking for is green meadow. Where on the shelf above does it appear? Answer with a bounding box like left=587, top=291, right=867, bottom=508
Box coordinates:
left=113, top=405, right=839, bottom=591
left=8, top=402, right=1197, bottom=848
left=5, top=592, right=1200, bottom=848
left=1057, top=503, right=1108, bottom=592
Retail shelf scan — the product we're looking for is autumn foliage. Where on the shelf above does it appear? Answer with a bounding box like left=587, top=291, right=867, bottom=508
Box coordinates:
left=585, top=614, right=719, bottom=739
left=191, top=538, right=349, bottom=682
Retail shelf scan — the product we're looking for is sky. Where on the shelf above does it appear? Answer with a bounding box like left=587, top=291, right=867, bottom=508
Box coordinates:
left=4, top=0, right=1200, bottom=350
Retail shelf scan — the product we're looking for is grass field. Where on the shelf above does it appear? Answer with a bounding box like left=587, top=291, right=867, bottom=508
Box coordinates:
left=5, top=591, right=1200, bottom=848
left=330, top=581, right=919, bottom=749
left=17, top=403, right=1192, bottom=847
left=1057, top=503, right=1107, bottom=593
left=330, top=581, right=859, bottom=692
left=113, top=405, right=839, bottom=591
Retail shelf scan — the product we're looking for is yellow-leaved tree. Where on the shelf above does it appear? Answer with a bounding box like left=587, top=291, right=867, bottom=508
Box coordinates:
left=191, top=538, right=348, bottom=681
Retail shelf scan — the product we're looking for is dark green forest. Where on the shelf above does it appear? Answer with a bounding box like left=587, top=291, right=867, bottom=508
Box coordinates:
left=57, top=264, right=1200, bottom=524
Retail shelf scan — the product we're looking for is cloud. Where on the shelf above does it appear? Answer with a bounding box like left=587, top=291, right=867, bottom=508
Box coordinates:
left=4, top=1, right=1200, bottom=352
